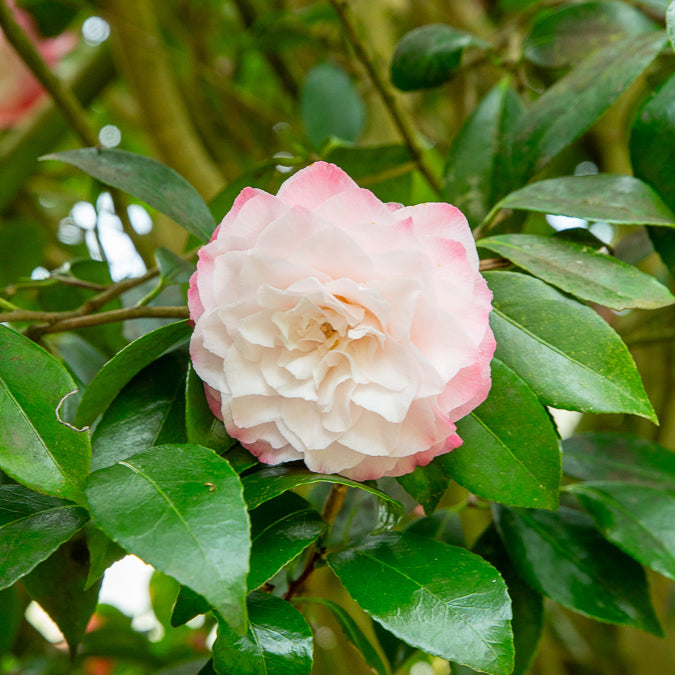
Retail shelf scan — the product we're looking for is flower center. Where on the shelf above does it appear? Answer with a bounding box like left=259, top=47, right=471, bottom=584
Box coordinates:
left=320, top=321, right=336, bottom=339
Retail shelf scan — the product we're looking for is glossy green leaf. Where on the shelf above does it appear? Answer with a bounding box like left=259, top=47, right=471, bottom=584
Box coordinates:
left=570, top=481, right=675, bottom=581
left=301, top=62, right=366, bottom=149
left=497, top=175, right=675, bottom=227
left=442, top=359, right=561, bottom=509
left=478, top=234, right=675, bottom=309
left=397, top=459, right=450, bottom=515
left=391, top=24, right=488, bottom=91
left=248, top=492, right=326, bottom=591
left=495, top=506, right=663, bottom=635
left=75, top=320, right=191, bottom=427
left=0, top=486, right=88, bottom=590
left=630, top=73, right=675, bottom=274
left=24, top=535, right=102, bottom=656
left=212, top=591, right=313, bottom=675
left=86, top=443, right=250, bottom=633
left=443, top=79, right=524, bottom=225
left=485, top=271, right=656, bottom=420
left=294, top=597, right=388, bottom=675
left=328, top=531, right=514, bottom=675
left=0, top=324, right=90, bottom=504
left=242, top=465, right=404, bottom=527
left=511, top=31, right=666, bottom=179
left=562, top=432, right=675, bottom=489
left=523, top=1, right=657, bottom=68
left=171, top=585, right=211, bottom=627
left=668, top=1, right=675, bottom=50
left=42, top=148, right=217, bottom=242
left=91, top=351, right=188, bottom=471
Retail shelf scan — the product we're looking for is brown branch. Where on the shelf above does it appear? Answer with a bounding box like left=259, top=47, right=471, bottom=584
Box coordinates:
left=327, top=0, right=442, bottom=195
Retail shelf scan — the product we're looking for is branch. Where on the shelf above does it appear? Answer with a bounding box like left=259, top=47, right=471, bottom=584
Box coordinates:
left=327, top=0, right=442, bottom=195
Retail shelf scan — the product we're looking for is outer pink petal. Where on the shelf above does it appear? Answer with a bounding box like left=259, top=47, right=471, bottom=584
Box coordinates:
left=276, top=162, right=358, bottom=209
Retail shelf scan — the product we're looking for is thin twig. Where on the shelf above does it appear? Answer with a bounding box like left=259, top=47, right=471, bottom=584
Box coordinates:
left=327, top=0, right=442, bottom=195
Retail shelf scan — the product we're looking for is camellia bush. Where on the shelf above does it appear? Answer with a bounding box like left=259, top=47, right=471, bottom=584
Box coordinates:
left=1, top=0, right=675, bottom=673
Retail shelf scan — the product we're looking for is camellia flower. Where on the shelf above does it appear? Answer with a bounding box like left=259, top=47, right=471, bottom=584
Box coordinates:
left=0, top=1, right=76, bottom=128
left=189, top=162, right=495, bottom=480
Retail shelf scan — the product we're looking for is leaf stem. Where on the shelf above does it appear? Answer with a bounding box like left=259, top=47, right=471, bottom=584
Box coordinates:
left=327, top=0, right=442, bottom=195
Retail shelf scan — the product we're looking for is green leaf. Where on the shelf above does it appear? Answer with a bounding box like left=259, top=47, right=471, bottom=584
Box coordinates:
left=563, top=432, right=675, bottom=489
left=91, top=351, right=188, bottom=471
left=75, top=320, right=191, bottom=427
left=511, top=31, right=666, bottom=179
left=570, top=481, right=675, bottom=581
left=42, top=148, right=217, bottom=242
left=212, top=591, right=313, bottom=675
left=155, top=247, right=195, bottom=285
left=84, top=524, right=126, bottom=590
left=391, top=24, right=488, bottom=91
left=485, top=271, right=656, bottom=420
left=0, top=586, right=23, bottom=657
left=442, top=359, right=561, bottom=510
left=293, top=597, right=388, bottom=675
left=630, top=73, right=675, bottom=274
left=171, top=585, right=211, bottom=627
left=328, top=531, right=514, bottom=675
left=495, top=506, right=663, bottom=635
left=85, top=443, right=250, bottom=633
left=301, top=63, right=366, bottom=149
left=242, top=465, right=404, bottom=527
left=396, top=459, right=450, bottom=515
left=0, top=324, right=90, bottom=504
left=478, top=234, right=675, bottom=309
left=496, top=175, right=675, bottom=227
left=443, top=79, right=524, bottom=225
left=24, top=535, right=102, bottom=656
left=248, top=492, right=326, bottom=591
left=0, top=486, right=88, bottom=590
left=668, top=1, right=675, bottom=50
left=523, top=1, right=657, bottom=68
left=0, top=218, right=47, bottom=286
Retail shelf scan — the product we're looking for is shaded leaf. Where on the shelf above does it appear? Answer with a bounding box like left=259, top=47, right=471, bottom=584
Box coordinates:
left=75, top=320, right=191, bottom=427
left=495, top=506, right=662, bottom=635
left=328, top=531, right=514, bottom=675
left=570, top=481, right=675, bottom=580
left=397, top=459, right=450, bottom=515
left=0, top=324, right=90, bottom=504
left=485, top=271, right=656, bottom=420
left=43, top=149, right=217, bottom=242
left=391, top=24, right=488, bottom=91
left=171, top=585, right=211, bottom=628
left=442, top=359, right=561, bottom=509
left=212, top=592, right=313, bottom=675
left=86, top=444, right=249, bottom=633
left=84, top=524, right=126, bottom=590
left=0, top=486, right=88, bottom=590
left=155, top=248, right=195, bottom=285
left=669, top=1, right=675, bottom=50
left=478, top=234, right=675, bottom=309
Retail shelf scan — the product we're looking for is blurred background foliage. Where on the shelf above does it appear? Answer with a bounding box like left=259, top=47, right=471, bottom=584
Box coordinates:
left=1, top=0, right=675, bottom=673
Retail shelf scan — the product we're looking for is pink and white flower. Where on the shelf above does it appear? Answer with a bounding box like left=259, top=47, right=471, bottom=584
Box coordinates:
left=189, top=162, right=495, bottom=480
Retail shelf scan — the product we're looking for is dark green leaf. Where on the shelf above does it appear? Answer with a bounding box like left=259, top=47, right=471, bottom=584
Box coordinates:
left=442, top=359, right=561, bottom=509
left=155, top=247, right=195, bottom=285
left=486, top=271, right=656, bottom=420
left=91, top=351, right=188, bottom=471
left=495, top=506, right=663, bottom=635
left=391, top=24, right=488, bottom=91
left=570, top=481, right=675, bottom=580
left=242, top=465, right=404, bottom=528
left=523, top=1, right=657, bottom=68
left=405, top=510, right=466, bottom=547
left=396, top=459, right=449, bottom=514
left=86, top=443, right=249, bottom=633
left=511, top=32, right=666, bottom=179
left=84, top=524, right=126, bottom=590
left=248, top=492, right=326, bottom=591
left=443, top=79, right=524, bottom=225
left=0, top=218, right=46, bottom=286
left=42, top=149, right=217, bottom=242
left=0, top=486, right=88, bottom=590
left=497, top=175, right=675, bottom=227
left=301, top=63, right=366, bottom=149
left=328, top=531, right=514, bottom=675
left=478, top=234, right=675, bottom=309
left=0, top=586, right=23, bottom=657
left=24, top=535, right=102, bottom=656
left=562, top=432, right=675, bottom=489
left=171, top=585, right=211, bottom=627
left=212, top=591, right=313, bottom=675
left=75, top=320, right=191, bottom=427
left=0, top=324, right=90, bottom=504
left=294, top=597, right=388, bottom=675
